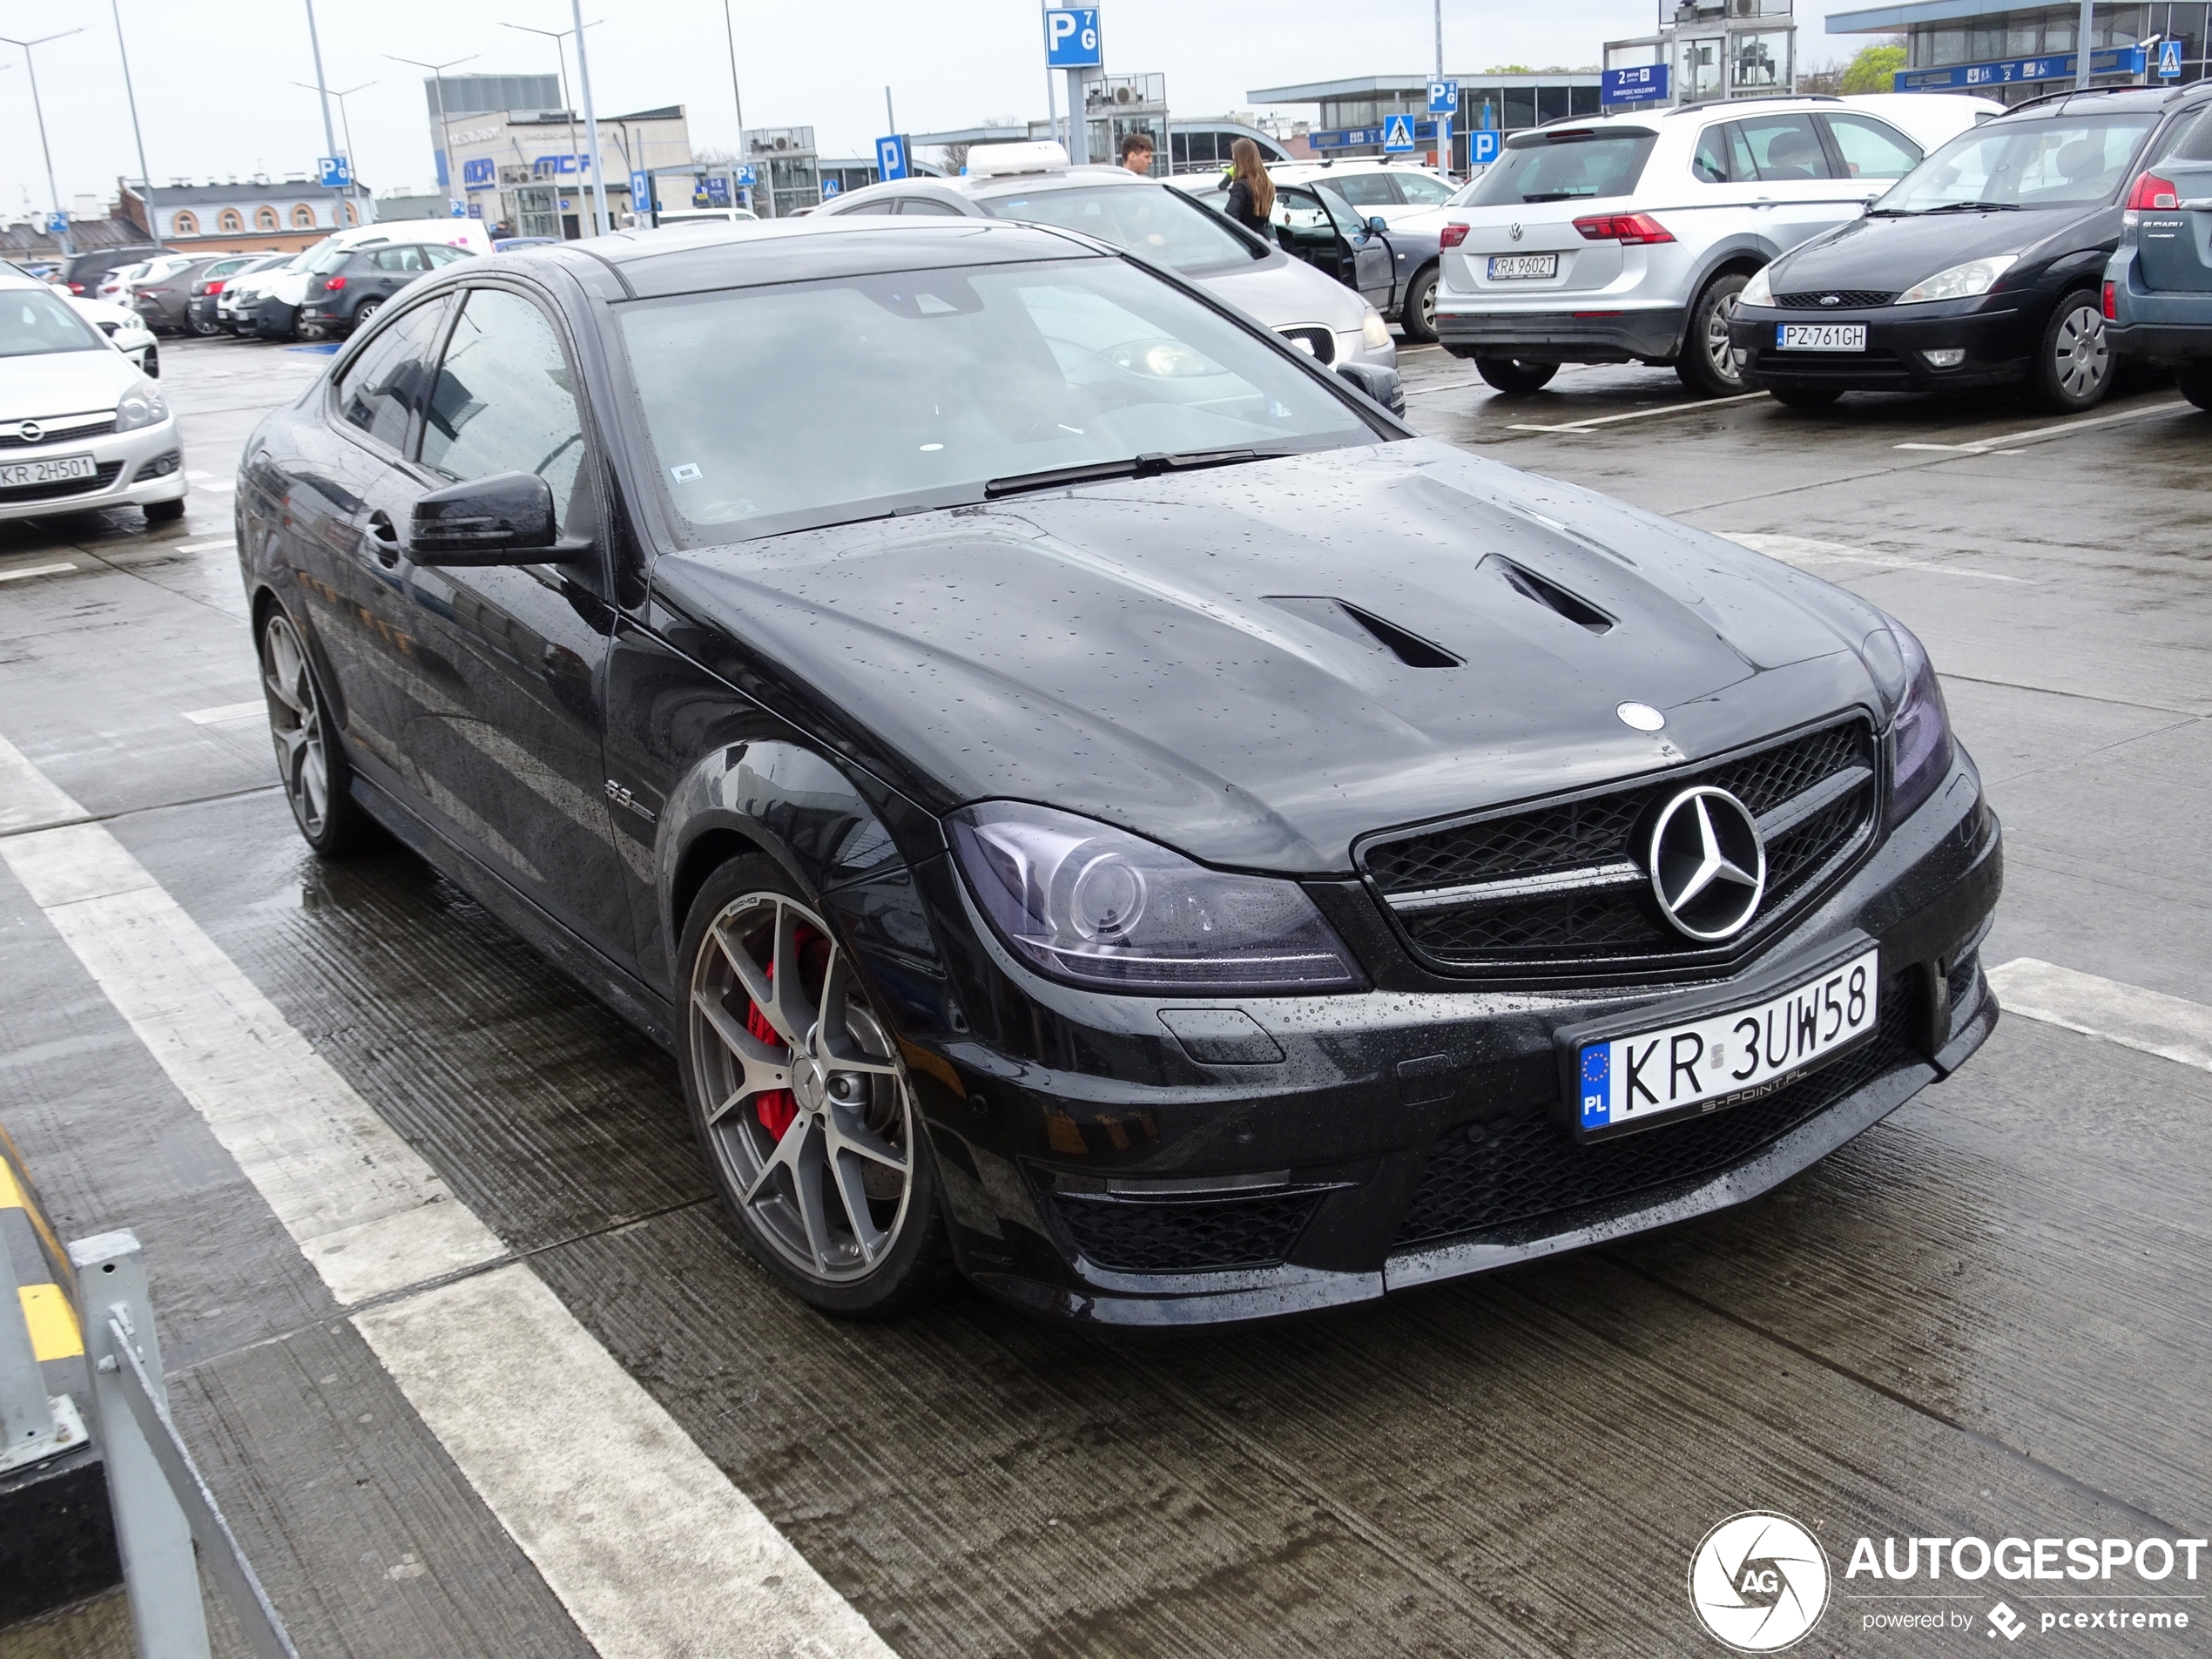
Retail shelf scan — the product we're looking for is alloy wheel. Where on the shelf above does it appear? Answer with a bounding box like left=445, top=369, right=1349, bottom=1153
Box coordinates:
left=2052, top=303, right=2110, bottom=401
left=260, top=612, right=331, bottom=839
left=1704, top=292, right=1742, bottom=388
left=689, top=891, right=915, bottom=1285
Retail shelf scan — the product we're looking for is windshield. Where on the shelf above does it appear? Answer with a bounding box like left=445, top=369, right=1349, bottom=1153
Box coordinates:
left=0, top=287, right=105, bottom=357
left=1878, top=113, right=2158, bottom=211
left=975, top=184, right=1260, bottom=272
left=1459, top=131, right=1657, bottom=205
left=617, top=256, right=1376, bottom=542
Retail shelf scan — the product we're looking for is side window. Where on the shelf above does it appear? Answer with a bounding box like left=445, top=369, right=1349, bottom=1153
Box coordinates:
left=420, top=288, right=588, bottom=533
left=1692, top=125, right=1733, bottom=183
left=1395, top=172, right=1454, bottom=205
left=1332, top=173, right=1402, bottom=206
left=894, top=197, right=964, bottom=216
left=372, top=246, right=427, bottom=273
left=333, top=297, right=450, bottom=451
left=423, top=246, right=472, bottom=266
left=837, top=199, right=898, bottom=215
left=1735, top=114, right=1833, bottom=181
left=1822, top=114, right=1921, bottom=180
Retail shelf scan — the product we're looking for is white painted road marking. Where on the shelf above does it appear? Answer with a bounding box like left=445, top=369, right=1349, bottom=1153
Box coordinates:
left=181, top=699, right=266, bottom=725
left=1724, top=531, right=2027, bottom=583
left=1508, top=390, right=1768, bottom=433
left=0, top=729, right=894, bottom=1659
left=1986, top=957, right=2212, bottom=1073
left=0, top=562, right=77, bottom=583
left=1894, top=400, right=2188, bottom=455
left=172, top=539, right=237, bottom=555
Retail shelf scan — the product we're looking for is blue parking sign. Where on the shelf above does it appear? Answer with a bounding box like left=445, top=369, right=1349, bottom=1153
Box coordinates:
left=876, top=134, right=908, bottom=181
left=630, top=170, right=651, bottom=208
left=1043, top=8, right=1102, bottom=68
left=1382, top=114, right=1417, bottom=153
left=1470, top=129, right=1501, bottom=166
left=2160, top=37, right=2184, bottom=77
left=1427, top=79, right=1459, bottom=114
left=318, top=155, right=351, bottom=189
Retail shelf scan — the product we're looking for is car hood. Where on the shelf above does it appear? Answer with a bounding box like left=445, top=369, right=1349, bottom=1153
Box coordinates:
left=1770, top=203, right=2107, bottom=291
left=0, top=347, right=138, bottom=418
left=1195, top=253, right=1370, bottom=337
left=651, top=441, right=1888, bottom=873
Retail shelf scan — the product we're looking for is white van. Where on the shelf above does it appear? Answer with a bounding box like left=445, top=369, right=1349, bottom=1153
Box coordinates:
left=236, top=219, right=495, bottom=340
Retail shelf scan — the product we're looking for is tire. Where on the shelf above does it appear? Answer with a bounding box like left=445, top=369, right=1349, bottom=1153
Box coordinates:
left=257, top=606, right=374, bottom=856
left=1399, top=265, right=1440, bottom=345
left=2031, top=289, right=2114, bottom=412
left=191, top=316, right=220, bottom=336
left=350, top=299, right=383, bottom=333
left=678, top=856, right=954, bottom=1318
left=144, top=497, right=185, bottom=523
left=2178, top=361, right=2212, bottom=411
left=1475, top=357, right=1559, bottom=394
left=1676, top=270, right=1752, bottom=397
left=1767, top=385, right=1843, bottom=408
left=141, top=346, right=158, bottom=379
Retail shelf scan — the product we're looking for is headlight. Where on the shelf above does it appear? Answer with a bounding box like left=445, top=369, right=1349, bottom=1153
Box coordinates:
left=948, top=801, right=1363, bottom=994
left=1740, top=264, right=1774, bottom=307
left=1862, top=617, right=1953, bottom=821
left=1896, top=253, right=2017, bottom=305
left=1360, top=307, right=1391, bottom=350
left=1108, top=340, right=1220, bottom=378
left=114, top=381, right=169, bottom=434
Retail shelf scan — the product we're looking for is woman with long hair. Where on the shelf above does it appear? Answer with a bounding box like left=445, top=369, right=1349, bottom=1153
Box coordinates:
left=1223, top=138, right=1276, bottom=236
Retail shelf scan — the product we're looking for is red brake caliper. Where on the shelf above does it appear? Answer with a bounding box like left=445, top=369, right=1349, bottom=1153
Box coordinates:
left=745, top=925, right=824, bottom=1141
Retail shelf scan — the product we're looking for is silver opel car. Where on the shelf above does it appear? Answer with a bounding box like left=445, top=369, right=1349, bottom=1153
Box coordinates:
left=816, top=141, right=1398, bottom=374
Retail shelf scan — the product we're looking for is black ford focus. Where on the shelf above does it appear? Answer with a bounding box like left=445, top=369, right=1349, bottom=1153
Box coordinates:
left=238, top=216, right=2000, bottom=1326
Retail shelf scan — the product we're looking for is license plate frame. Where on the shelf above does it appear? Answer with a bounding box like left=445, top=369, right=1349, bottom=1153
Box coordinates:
left=0, top=453, right=97, bottom=490
left=1556, top=940, right=1881, bottom=1143
left=1776, top=322, right=1867, bottom=352
left=1487, top=253, right=1559, bottom=280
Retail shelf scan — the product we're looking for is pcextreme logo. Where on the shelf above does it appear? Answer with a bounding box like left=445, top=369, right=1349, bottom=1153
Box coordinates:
left=1689, top=1512, right=1832, bottom=1651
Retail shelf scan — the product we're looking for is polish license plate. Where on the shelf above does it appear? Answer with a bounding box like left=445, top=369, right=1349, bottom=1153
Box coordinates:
left=1573, top=948, right=1880, bottom=1140
left=1487, top=253, right=1558, bottom=280
left=0, top=453, right=96, bottom=489
left=1777, top=322, right=1866, bottom=351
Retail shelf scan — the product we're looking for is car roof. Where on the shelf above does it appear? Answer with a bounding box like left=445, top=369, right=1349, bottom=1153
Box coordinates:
left=527, top=216, right=1103, bottom=300
left=831, top=165, right=1149, bottom=209
left=1991, top=82, right=2211, bottom=119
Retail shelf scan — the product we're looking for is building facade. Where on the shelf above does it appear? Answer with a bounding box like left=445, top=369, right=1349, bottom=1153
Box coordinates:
left=1829, top=0, right=2199, bottom=101
left=120, top=180, right=370, bottom=253
left=442, top=103, right=692, bottom=237
left=1248, top=74, right=1605, bottom=169
left=1605, top=0, right=1801, bottom=106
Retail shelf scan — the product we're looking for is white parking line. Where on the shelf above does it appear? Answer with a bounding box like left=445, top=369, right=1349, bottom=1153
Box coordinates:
left=1507, top=390, right=1768, bottom=433
left=1724, top=531, right=2027, bottom=583
left=172, top=540, right=237, bottom=555
left=181, top=699, right=266, bottom=725
left=0, top=731, right=894, bottom=1659
left=0, top=562, right=77, bottom=583
left=1986, top=958, right=2212, bottom=1073
left=1894, top=400, right=2189, bottom=455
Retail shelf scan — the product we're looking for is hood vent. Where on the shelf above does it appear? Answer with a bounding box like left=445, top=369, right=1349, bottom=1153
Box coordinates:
left=1492, top=557, right=1615, bottom=635
left=1265, top=596, right=1462, bottom=669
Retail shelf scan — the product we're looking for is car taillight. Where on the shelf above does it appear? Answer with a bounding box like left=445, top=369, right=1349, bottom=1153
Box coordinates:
left=205, top=279, right=226, bottom=294
left=2103, top=280, right=2118, bottom=320
left=1572, top=212, right=1675, bottom=245
left=2128, top=172, right=2180, bottom=211
left=1440, top=223, right=1470, bottom=249
left=67, top=281, right=84, bottom=293
left=322, top=275, right=347, bottom=292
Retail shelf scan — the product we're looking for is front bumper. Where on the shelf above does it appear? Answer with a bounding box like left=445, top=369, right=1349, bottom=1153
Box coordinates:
left=1434, top=304, right=1684, bottom=365
left=248, top=297, right=300, bottom=339
left=902, top=752, right=2003, bottom=1327
left=0, top=416, right=188, bottom=523
left=1731, top=298, right=2036, bottom=393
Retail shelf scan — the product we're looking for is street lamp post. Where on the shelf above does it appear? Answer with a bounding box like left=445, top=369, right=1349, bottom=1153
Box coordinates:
left=569, top=0, right=610, bottom=234
left=501, top=19, right=601, bottom=236
left=109, top=0, right=153, bottom=199
left=387, top=52, right=480, bottom=213
left=295, top=81, right=374, bottom=223
left=0, top=30, right=84, bottom=260
left=300, top=0, right=344, bottom=221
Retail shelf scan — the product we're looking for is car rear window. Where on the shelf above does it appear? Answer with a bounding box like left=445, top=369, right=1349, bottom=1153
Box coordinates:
left=975, top=184, right=1261, bottom=271
left=1458, top=130, right=1658, bottom=205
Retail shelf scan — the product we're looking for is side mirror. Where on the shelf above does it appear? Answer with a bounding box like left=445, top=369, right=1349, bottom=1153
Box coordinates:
left=1335, top=361, right=1406, bottom=416
left=1366, top=215, right=1390, bottom=236
left=408, top=470, right=558, bottom=564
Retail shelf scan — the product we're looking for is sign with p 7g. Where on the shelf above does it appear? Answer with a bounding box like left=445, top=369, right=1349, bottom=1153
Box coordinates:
left=1470, top=128, right=1501, bottom=166
left=318, top=155, right=352, bottom=189
left=1044, top=8, right=1102, bottom=68
left=1601, top=64, right=1670, bottom=105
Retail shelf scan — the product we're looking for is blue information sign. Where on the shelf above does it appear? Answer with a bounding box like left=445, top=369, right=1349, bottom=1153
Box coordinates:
left=1601, top=64, right=1671, bottom=105
left=462, top=158, right=496, bottom=189
left=1470, top=129, right=1502, bottom=166
left=1895, top=44, right=2146, bottom=90
left=1043, top=8, right=1103, bottom=68
left=318, top=155, right=352, bottom=189
left=1427, top=78, right=1460, bottom=114
left=733, top=163, right=758, bottom=188
left=1312, top=119, right=1444, bottom=152
left=1381, top=114, right=1417, bottom=154
left=701, top=176, right=732, bottom=207
left=876, top=134, right=909, bottom=181
left=2160, top=38, right=2185, bottom=77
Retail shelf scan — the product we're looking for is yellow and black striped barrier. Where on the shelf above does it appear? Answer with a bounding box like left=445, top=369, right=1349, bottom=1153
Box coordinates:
left=0, top=1121, right=83, bottom=1365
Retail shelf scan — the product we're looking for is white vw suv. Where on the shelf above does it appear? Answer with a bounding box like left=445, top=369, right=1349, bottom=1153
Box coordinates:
left=1433, top=93, right=2000, bottom=396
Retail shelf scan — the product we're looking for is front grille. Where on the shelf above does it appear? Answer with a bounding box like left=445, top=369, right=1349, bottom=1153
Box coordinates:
left=1052, top=1190, right=1321, bottom=1273
left=0, top=461, right=125, bottom=505
left=1773, top=290, right=1894, bottom=309
left=1278, top=325, right=1338, bottom=364
left=0, top=418, right=116, bottom=449
left=1393, top=978, right=1913, bottom=1250
left=1360, top=720, right=1878, bottom=977
left=1759, top=349, right=1913, bottom=385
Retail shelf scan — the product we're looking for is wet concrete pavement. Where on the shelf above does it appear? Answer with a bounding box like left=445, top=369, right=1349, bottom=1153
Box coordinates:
left=0, top=335, right=2206, bottom=1656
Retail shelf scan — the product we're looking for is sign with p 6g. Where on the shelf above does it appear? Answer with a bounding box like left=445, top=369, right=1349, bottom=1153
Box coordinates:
left=1044, top=7, right=1102, bottom=67
left=1567, top=945, right=1880, bottom=1141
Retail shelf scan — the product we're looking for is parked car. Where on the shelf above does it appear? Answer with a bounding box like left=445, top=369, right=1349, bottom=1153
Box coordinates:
left=493, top=236, right=563, bottom=251
left=95, top=261, right=149, bottom=303
left=2101, top=98, right=2212, bottom=408
left=298, top=240, right=476, bottom=335
left=818, top=141, right=1395, bottom=373
left=132, top=254, right=234, bottom=334
left=0, top=266, right=185, bottom=523
left=1735, top=84, right=2212, bottom=410
left=1262, top=159, right=1460, bottom=227
left=1432, top=94, right=1999, bottom=396
left=646, top=209, right=759, bottom=227
left=244, top=220, right=496, bottom=340
left=66, top=295, right=159, bottom=377
left=1180, top=172, right=1447, bottom=341
left=183, top=254, right=277, bottom=335
left=60, top=245, right=165, bottom=298
left=238, top=218, right=1998, bottom=1325
left=221, top=253, right=307, bottom=335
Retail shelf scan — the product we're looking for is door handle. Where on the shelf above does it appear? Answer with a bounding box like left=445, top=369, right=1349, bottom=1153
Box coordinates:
left=366, top=509, right=401, bottom=568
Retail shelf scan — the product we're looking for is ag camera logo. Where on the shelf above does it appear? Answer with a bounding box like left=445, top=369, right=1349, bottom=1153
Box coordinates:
left=1690, top=1512, right=1831, bottom=1651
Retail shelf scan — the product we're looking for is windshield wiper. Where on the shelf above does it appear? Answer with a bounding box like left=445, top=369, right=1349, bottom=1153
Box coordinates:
left=984, top=447, right=1290, bottom=499
left=1920, top=200, right=2024, bottom=214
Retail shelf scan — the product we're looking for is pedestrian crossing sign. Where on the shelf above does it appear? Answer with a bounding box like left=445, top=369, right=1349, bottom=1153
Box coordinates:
left=1383, top=114, right=1416, bottom=153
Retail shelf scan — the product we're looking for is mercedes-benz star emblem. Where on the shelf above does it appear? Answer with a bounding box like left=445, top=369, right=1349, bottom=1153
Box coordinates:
left=1649, top=786, right=1766, bottom=941
left=16, top=421, right=43, bottom=444
left=1508, top=221, right=1523, bottom=241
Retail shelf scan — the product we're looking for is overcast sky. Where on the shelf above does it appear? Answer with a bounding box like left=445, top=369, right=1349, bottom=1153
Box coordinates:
left=0, top=0, right=1858, bottom=212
